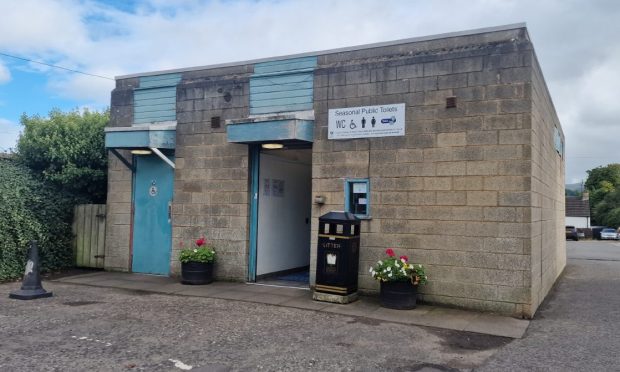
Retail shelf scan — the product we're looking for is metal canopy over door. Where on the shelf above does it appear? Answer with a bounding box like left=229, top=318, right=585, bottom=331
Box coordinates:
left=132, top=154, right=174, bottom=275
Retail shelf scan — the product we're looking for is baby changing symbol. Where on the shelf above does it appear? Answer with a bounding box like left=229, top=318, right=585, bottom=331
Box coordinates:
left=381, top=116, right=397, bottom=125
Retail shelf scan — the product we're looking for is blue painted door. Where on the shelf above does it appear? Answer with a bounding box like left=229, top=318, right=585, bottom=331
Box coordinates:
left=132, top=154, right=174, bottom=275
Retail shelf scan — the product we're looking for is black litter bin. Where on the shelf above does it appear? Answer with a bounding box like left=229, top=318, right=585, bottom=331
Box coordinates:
left=315, top=211, right=360, bottom=296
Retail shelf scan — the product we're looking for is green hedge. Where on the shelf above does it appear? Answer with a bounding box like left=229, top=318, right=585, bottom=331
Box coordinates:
left=0, top=158, right=74, bottom=281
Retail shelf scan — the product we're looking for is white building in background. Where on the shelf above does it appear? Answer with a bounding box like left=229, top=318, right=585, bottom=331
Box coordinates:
left=565, top=194, right=590, bottom=228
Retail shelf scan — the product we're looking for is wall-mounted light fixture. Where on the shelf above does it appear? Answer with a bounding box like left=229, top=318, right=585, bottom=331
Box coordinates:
left=131, top=149, right=152, bottom=155
left=261, top=143, right=284, bottom=150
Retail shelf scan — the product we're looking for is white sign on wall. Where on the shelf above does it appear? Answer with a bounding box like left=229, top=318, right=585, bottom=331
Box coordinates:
left=328, top=103, right=406, bottom=140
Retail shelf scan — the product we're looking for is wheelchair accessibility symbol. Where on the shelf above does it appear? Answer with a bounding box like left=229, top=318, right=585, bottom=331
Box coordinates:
left=149, top=180, right=158, bottom=197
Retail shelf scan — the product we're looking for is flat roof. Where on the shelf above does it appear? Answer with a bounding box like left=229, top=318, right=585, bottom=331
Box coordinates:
left=116, top=23, right=526, bottom=80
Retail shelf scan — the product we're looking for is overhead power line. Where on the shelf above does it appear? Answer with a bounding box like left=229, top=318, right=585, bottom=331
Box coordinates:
left=0, top=52, right=114, bottom=81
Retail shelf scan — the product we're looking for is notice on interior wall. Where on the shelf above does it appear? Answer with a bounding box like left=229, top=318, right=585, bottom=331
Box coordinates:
left=263, top=178, right=271, bottom=196
left=272, top=179, right=285, bottom=197
left=353, top=182, right=367, bottom=194
left=328, top=103, right=405, bottom=139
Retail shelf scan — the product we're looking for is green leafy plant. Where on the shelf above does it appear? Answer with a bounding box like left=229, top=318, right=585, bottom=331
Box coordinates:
left=17, top=109, right=108, bottom=203
left=0, top=158, right=74, bottom=281
left=179, top=237, right=216, bottom=264
left=370, top=248, right=427, bottom=285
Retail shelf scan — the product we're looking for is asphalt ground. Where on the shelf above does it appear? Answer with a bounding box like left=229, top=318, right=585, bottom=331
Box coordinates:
left=478, top=239, right=620, bottom=371
left=0, top=282, right=510, bottom=372
left=1, top=240, right=618, bottom=371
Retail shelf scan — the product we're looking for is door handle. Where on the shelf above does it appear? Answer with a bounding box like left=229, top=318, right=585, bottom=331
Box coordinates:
left=168, top=201, right=172, bottom=222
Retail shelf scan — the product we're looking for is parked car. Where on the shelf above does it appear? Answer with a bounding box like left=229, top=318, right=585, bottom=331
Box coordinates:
left=600, top=228, right=619, bottom=240
left=592, top=227, right=605, bottom=240
left=566, top=226, right=579, bottom=241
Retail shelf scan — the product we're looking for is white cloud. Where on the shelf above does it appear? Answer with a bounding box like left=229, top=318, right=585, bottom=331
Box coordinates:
left=0, top=0, right=619, bottom=181
left=47, top=72, right=115, bottom=104
left=0, top=62, right=10, bottom=84
left=0, top=0, right=88, bottom=54
left=0, top=118, right=20, bottom=152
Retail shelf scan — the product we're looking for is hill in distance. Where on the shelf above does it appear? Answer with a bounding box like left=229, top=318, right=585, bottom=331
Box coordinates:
left=566, top=183, right=584, bottom=192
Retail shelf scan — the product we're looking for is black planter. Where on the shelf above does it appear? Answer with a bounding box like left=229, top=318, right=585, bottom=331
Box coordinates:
left=380, top=280, right=418, bottom=309
left=181, top=262, right=214, bottom=285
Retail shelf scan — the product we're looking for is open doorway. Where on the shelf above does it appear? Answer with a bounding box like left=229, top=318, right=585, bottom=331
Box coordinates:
left=255, top=147, right=312, bottom=288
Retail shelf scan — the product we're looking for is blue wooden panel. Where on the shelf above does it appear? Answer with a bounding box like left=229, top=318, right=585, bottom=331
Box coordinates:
left=134, top=110, right=176, bottom=119
left=553, top=127, right=563, bottom=156
left=250, top=57, right=316, bottom=115
left=251, top=95, right=312, bottom=108
left=251, top=73, right=313, bottom=87
left=134, top=77, right=179, bottom=125
left=250, top=73, right=314, bottom=114
left=134, top=85, right=177, bottom=123
left=134, top=113, right=177, bottom=124
left=134, top=96, right=176, bottom=107
left=250, top=103, right=313, bottom=115
left=254, top=56, right=317, bottom=75
left=134, top=103, right=176, bottom=113
left=106, top=131, right=149, bottom=148
left=139, top=73, right=182, bottom=89
left=227, top=119, right=313, bottom=143
left=250, top=81, right=314, bottom=94
left=105, top=129, right=176, bottom=149
left=148, top=130, right=176, bottom=148
left=135, top=87, right=175, bottom=103
left=132, top=154, right=174, bottom=275
left=249, top=88, right=313, bottom=101
left=134, top=89, right=176, bottom=101
left=295, top=120, right=314, bottom=142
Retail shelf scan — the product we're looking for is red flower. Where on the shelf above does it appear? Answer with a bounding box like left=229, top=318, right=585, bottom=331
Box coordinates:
left=385, top=248, right=395, bottom=257
left=195, top=237, right=206, bottom=247
left=400, top=255, right=408, bottom=262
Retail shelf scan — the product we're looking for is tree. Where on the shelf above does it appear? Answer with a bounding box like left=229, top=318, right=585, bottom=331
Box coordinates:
left=584, top=163, right=620, bottom=226
left=17, top=109, right=108, bottom=203
left=593, top=190, right=620, bottom=228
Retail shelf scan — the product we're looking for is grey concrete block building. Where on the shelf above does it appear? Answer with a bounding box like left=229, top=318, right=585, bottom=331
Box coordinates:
left=104, top=24, right=565, bottom=318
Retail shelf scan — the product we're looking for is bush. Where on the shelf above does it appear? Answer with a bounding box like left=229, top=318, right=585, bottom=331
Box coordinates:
left=17, top=109, right=108, bottom=203
left=0, top=158, right=74, bottom=281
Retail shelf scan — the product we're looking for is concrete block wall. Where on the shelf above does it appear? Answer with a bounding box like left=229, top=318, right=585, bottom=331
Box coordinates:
left=311, top=28, right=547, bottom=316
left=528, top=54, right=566, bottom=316
left=104, top=78, right=138, bottom=272
left=172, top=66, right=252, bottom=279
left=103, top=150, right=133, bottom=271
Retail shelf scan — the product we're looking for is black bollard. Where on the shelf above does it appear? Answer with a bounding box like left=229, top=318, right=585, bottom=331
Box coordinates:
left=9, top=240, right=53, bottom=300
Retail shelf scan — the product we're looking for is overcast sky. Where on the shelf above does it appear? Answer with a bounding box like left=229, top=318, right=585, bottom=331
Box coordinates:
left=0, top=0, right=618, bottom=183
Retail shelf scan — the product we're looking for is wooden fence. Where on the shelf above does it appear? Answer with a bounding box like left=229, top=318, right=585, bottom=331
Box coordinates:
left=73, top=204, right=106, bottom=268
